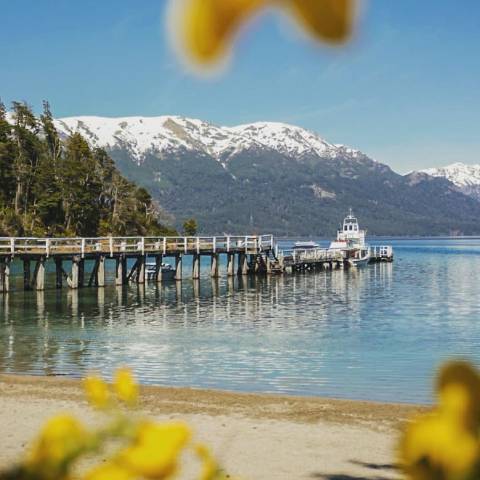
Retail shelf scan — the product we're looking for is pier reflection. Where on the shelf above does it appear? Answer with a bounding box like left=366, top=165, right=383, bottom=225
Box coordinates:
left=13, top=254, right=474, bottom=404
left=0, top=266, right=395, bottom=375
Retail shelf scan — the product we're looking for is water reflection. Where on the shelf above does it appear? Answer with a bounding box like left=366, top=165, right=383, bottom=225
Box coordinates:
left=1, top=242, right=480, bottom=404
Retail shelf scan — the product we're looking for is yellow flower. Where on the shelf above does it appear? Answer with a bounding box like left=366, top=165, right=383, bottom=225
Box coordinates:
left=26, top=414, right=88, bottom=475
left=437, top=360, right=480, bottom=432
left=84, top=375, right=110, bottom=409
left=119, top=421, right=190, bottom=479
left=168, top=0, right=356, bottom=67
left=399, top=413, right=478, bottom=480
left=84, top=462, right=132, bottom=480
left=196, top=444, right=218, bottom=480
left=114, top=367, right=139, bottom=405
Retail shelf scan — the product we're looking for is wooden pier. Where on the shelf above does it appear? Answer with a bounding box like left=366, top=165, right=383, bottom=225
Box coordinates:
left=0, top=235, right=276, bottom=293
left=0, top=235, right=394, bottom=293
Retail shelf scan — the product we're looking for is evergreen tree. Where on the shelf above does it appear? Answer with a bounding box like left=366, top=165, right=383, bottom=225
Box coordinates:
left=0, top=100, right=176, bottom=237
left=183, top=218, right=198, bottom=236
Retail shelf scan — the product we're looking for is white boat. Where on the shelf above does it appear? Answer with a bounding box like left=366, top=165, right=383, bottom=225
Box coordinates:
left=329, top=209, right=370, bottom=267
left=145, top=261, right=175, bottom=280
left=293, top=240, right=319, bottom=250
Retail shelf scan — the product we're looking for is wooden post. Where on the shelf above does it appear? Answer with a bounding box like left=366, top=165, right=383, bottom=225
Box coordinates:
left=97, top=255, right=105, bottom=287
left=115, top=256, right=126, bottom=286
left=266, top=256, right=272, bottom=275
left=23, top=259, right=31, bottom=291
left=238, top=253, right=248, bottom=276
left=174, top=255, right=182, bottom=281
left=155, top=255, right=163, bottom=283
left=78, top=258, right=85, bottom=288
left=71, top=256, right=80, bottom=289
left=55, top=258, right=63, bottom=289
left=227, top=253, right=235, bottom=276
left=211, top=253, right=219, bottom=278
left=249, top=254, right=259, bottom=274
left=192, top=254, right=200, bottom=280
left=0, top=259, right=10, bottom=293
left=137, top=255, right=145, bottom=284
left=32, top=257, right=46, bottom=291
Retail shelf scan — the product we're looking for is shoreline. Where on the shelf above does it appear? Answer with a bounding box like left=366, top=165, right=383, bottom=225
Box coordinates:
left=0, top=374, right=428, bottom=480
left=0, top=373, right=427, bottom=428
left=1, top=374, right=428, bottom=479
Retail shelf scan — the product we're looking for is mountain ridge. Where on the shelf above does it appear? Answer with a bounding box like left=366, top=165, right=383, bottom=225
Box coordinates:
left=48, top=114, right=480, bottom=236
left=54, top=115, right=367, bottom=165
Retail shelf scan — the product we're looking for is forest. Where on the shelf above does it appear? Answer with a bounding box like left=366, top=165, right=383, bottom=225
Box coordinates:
left=0, top=101, right=176, bottom=237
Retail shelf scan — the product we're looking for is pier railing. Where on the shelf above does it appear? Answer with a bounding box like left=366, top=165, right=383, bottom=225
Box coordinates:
left=281, top=247, right=345, bottom=264
left=369, top=245, right=393, bottom=259
left=0, top=235, right=275, bottom=258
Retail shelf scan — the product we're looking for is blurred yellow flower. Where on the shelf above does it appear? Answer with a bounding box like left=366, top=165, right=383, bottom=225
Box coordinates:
left=437, top=360, right=480, bottom=432
left=84, top=375, right=110, bottom=409
left=400, top=413, right=478, bottom=480
left=114, top=367, right=139, bottom=405
left=120, top=421, right=190, bottom=479
left=196, top=444, right=219, bottom=480
left=27, top=414, right=88, bottom=475
left=84, top=462, right=132, bottom=480
left=169, top=0, right=356, bottom=67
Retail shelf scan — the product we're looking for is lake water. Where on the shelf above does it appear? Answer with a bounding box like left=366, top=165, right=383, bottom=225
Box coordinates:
left=1, top=238, right=480, bottom=404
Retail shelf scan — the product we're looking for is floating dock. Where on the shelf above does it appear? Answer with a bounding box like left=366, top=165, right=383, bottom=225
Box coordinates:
left=0, top=235, right=393, bottom=293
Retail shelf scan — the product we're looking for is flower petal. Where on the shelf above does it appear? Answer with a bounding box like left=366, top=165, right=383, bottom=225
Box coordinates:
left=286, top=0, right=355, bottom=43
left=170, top=0, right=268, bottom=64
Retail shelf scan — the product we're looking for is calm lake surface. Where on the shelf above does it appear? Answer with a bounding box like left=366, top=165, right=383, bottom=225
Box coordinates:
left=1, top=238, right=480, bottom=404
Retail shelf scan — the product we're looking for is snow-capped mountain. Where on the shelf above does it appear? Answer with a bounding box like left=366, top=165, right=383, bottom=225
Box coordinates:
left=54, top=115, right=365, bottom=164
left=0, top=112, right=466, bottom=235
left=420, top=162, right=480, bottom=199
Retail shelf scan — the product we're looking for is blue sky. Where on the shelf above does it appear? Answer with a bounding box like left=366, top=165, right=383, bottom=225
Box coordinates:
left=1, top=0, right=479, bottom=173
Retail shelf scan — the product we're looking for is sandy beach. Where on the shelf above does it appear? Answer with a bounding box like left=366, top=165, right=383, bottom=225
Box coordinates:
left=0, top=374, right=427, bottom=479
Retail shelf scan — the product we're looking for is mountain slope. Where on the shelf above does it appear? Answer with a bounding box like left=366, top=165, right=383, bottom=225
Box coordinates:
left=54, top=116, right=480, bottom=236
left=420, top=162, right=480, bottom=200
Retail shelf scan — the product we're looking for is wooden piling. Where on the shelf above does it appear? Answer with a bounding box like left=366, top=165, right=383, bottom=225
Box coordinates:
left=32, top=257, right=46, bottom=291
left=97, top=255, right=105, bottom=287
left=227, top=253, right=235, bottom=276
left=55, top=258, right=63, bottom=288
left=23, top=259, right=31, bottom=291
left=78, top=259, right=85, bottom=288
left=174, top=255, right=182, bottom=281
left=192, top=254, right=200, bottom=280
left=115, top=256, right=127, bottom=286
left=266, top=256, right=272, bottom=275
left=0, top=259, right=10, bottom=293
left=71, top=256, right=80, bottom=289
left=155, top=255, right=163, bottom=283
left=211, top=253, right=219, bottom=278
left=137, top=255, right=145, bottom=284
left=238, top=253, right=249, bottom=276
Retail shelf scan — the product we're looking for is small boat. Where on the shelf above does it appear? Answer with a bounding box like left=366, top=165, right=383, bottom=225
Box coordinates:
left=329, top=209, right=370, bottom=267
left=293, top=241, right=319, bottom=250
left=145, top=262, right=175, bottom=280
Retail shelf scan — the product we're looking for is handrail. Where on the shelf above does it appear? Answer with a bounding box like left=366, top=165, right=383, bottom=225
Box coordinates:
left=0, top=235, right=276, bottom=257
